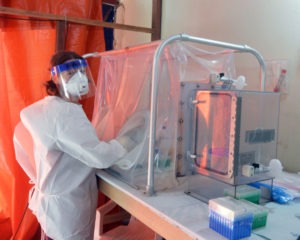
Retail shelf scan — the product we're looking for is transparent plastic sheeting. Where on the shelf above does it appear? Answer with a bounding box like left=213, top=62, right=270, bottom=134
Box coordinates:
left=92, top=41, right=237, bottom=191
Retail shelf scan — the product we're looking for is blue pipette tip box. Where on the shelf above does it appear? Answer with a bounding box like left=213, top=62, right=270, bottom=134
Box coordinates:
left=209, top=196, right=254, bottom=240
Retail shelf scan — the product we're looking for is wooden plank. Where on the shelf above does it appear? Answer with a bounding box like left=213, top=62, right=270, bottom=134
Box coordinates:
left=0, top=6, right=153, bottom=33
left=151, top=0, right=162, bottom=41
left=55, top=21, right=66, bottom=51
left=102, top=0, right=120, bottom=6
left=99, top=180, right=195, bottom=240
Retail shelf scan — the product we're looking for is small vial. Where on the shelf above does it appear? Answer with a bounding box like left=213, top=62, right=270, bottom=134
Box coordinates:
left=274, top=69, right=287, bottom=92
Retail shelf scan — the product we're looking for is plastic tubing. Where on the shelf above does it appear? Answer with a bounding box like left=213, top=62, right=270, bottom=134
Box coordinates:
left=146, top=33, right=266, bottom=196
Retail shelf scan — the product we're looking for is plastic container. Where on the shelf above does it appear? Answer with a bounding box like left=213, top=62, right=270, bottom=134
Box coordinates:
left=269, top=158, right=283, bottom=178
left=208, top=196, right=253, bottom=240
left=239, top=199, right=268, bottom=229
left=224, top=185, right=261, bottom=204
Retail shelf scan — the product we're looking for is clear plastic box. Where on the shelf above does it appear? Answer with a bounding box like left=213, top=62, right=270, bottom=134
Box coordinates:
left=239, top=199, right=268, bottom=229
left=224, top=185, right=261, bottom=204
left=185, top=90, right=280, bottom=186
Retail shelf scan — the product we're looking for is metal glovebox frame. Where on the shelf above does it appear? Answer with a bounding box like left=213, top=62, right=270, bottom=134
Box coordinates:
left=91, top=33, right=279, bottom=196
left=146, top=34, right=278, bottom=195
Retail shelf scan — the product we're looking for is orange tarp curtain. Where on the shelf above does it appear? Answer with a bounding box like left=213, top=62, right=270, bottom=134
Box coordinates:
left=0, top=1, right=105, bottom=239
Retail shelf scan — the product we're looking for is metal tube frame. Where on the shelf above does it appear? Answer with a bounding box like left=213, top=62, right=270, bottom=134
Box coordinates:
left=146, top=33, right=266, bottom=195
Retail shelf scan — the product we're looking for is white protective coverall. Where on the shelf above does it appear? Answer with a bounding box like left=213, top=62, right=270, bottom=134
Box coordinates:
left=15, top=96, right=126, bottom=240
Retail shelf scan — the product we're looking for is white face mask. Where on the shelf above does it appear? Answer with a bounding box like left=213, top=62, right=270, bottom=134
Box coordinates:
left=65, top=72, right=89, bottom=98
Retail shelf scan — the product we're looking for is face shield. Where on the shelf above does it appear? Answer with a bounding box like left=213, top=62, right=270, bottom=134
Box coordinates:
left=51, top=59, right=95, bottom=101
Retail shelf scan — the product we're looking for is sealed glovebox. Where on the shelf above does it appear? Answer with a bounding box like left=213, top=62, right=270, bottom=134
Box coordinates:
left=91, top=34, right=280, bottom=196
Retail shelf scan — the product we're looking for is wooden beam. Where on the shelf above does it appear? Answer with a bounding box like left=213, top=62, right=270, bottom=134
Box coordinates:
left=0, top=6, right=153, bottom=34
left=151, top=0, right=162, bottom=41
left=102, top=0, right=120, bottom=6
left=56, top=21, right=66, bottom=51
left=99, top=179, right=195, bottom=240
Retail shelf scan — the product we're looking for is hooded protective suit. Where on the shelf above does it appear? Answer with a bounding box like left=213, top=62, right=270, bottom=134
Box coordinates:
left=15, top=96, right=126, bottom=240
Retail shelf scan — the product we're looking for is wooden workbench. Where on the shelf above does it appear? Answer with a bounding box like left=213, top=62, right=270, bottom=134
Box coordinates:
left=97, top=170, right=300, bottom=240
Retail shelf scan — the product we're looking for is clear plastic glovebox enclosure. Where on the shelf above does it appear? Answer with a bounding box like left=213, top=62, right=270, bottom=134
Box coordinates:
left=91, top=34, right=280, bottom=195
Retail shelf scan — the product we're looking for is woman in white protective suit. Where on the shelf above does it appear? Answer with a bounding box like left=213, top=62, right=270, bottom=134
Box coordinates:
left=15, top=51, right=134, bottom=240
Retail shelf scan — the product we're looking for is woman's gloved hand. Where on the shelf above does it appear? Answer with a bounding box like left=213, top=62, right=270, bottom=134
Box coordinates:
left=116, top=135, right=137, bottom=152
left=116, top=111, right=148, bottom=153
